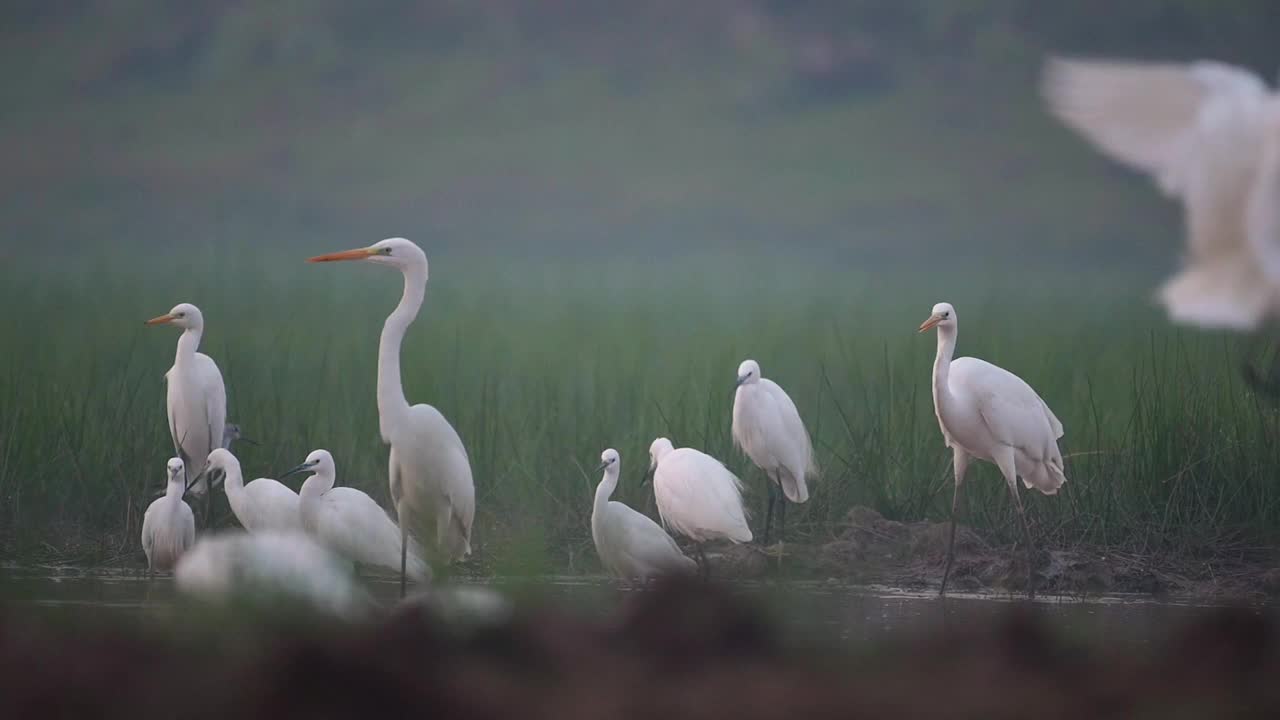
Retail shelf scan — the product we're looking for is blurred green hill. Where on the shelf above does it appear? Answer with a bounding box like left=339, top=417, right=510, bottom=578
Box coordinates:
left=3, top=1, right=1278, bottom=262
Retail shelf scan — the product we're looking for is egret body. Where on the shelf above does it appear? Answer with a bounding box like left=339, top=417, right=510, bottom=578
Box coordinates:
left=591, top=449, right=696, bottom=582
left=919, top=303, right=1067, bottom=597
left=309, top=238, right=474, bottom=595
left=206, top=448, right=301, bottom=534
left=646, top=438, right=751, bottom=573
left=141, top=457, right=196, bottom=573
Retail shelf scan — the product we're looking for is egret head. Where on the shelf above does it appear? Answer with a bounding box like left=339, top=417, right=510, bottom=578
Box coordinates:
left=735, top=359, right=762, bottom=388
left=166, top=457, right=185, bottom=482
left=308, top=237, right=427, bottom=271
left=918, top=302, right=957, bottom=333
left=206, top=448, right=236, bottom=472
left=595, top=448, right=621, bottom=473
left=280, top=449, right=336, bottom=481
left=145, top=302, right=204, bottom=331
left=647, top=437, right=675, bottom=473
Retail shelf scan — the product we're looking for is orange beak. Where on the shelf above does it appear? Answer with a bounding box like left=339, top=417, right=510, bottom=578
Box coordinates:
left=308, top=247, right=375, bottom=263
left=918, top=315, right=942, bottom=333
left=145, top=314, right=176, bottom=326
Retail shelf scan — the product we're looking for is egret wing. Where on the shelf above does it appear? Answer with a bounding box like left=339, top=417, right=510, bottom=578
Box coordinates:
left=951, top=358, right=1063, bottom=458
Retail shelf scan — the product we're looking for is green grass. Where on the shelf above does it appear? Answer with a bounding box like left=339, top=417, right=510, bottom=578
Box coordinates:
left=3, top=248, right=1279, bottom=570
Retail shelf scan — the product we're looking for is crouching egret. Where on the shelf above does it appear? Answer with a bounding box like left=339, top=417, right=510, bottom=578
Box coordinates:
left=175, top=530, right=371, bottom=618
left=309, top=238, right=475, bottom=596
left=206, top=449, right=300, bottom=533
left=280, top=449, right=431, bottom=584
left=141, top=457, right=195, bottom=573
left=591, top=449, right=696, bottom=582
left=919, top=302, right=1067, bottom=598
left=732, top=359, right=817, bottom=544
left=645, top=438, right=751, bottom=575
left=1043, top=57, right=1280, bottom=332
left=146, top=303, right=226, bottom=514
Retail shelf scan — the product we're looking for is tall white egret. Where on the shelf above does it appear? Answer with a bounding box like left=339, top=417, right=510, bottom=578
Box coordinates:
left=175, top=530, right=371, bottom=618
left=309, top=238, right=475, bottom=595
left=732, top=359, right=817, bottom=544
left=280, top=449, right=431, bottom=584
left=141, top=457, right=195, bottom=574
left=591, top=449, right=696, bottom=582
left=919, top=302, right=1067, bottom=598
left=206, top=448, right=301, bottom=534
left=1043, top=57, right=1280, bottom=331
left=146, top=303, right=226, bottom=515
left=645, top=437, right=752, bottom=574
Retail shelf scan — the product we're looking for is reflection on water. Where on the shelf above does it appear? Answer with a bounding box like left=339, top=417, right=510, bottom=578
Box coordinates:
left=0, top=564, right=1262, bottom=647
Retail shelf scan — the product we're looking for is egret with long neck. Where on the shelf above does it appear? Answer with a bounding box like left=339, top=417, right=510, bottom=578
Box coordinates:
left=920, top=302, right=1067, bottom=598
left=308, top=238, right=473, bottom=596
left=206, top=448, right=300, bottom=534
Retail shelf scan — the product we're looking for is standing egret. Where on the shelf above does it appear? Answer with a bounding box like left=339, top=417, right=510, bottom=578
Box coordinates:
left=309, top=238, right=475, bottom=595
left=1043, top=57, right=1280, bottom=331
left=146, top=303, right=226, bottom=519
left=175, top=530, right=371, bottom=618
left=731, top=359, right=817, bottom=545
left=919, top=303, right=1067, bottom=598
left=206, top=448, right=301, bottom=534
left=645, top=437, right=752, bottom=574
left=141, top=457, right=196, bottom=574
left=591, top=449, right=696, bottom=582
left=280, top=449, right=431, bottom=583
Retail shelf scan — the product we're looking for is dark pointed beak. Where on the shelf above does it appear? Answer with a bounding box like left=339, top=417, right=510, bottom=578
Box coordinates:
left=734, top=375, right=748, bottom=390
left=238, top=436, right=260, bottom=447
left=641, top=466, right=655, bottom=486
left=278, top=462, right=314, bottom=481
left=594, top=461, right=609, bottom=473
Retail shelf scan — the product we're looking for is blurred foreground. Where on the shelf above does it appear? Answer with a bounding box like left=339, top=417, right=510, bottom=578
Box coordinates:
left=3, top=577, right=1277, bottom=718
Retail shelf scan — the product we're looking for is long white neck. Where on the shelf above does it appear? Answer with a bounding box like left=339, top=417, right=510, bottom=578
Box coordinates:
left=299, top=472, right=334, bottom=532
left=174, top=327, right=202, bottom=366
left=377, top=264, right=426, bottom=440
left=220, top=460, right=247, bottom=518
left=932, top=325, right=958, bottom=417
left=593, top=468, right=619, bottom=518
left=165, top=477, right=185, bottom=501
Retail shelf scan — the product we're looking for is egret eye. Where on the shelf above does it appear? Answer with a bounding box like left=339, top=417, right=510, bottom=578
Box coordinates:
left=382, top=247, right=393, bottom=255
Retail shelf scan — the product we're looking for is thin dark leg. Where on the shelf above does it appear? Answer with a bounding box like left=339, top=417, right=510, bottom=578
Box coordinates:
left=697, top=543, right=709, bottom=580
left=775, top=472, right=788, bottom=544
left=939, top=481, right=962, bottom=597
left=1009, top=487, right=1037, bottom=599
left=762, top=480, right=776, bottom=546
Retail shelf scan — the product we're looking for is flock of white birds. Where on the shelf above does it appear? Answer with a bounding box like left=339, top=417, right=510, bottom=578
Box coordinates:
left=137, top=54, right=1280, bottom=610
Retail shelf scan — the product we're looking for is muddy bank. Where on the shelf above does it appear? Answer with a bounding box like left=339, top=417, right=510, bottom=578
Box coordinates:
left=702, top=506, right=1280, bottom=600
left=4, top=577, right=1280, bottom=718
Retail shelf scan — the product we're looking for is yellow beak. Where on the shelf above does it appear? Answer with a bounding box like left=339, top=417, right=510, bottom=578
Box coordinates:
left=307, top=247, right=377, bottom=263
left=918, top=315, right=942, bottom=333
left=145, top=314, right=176, bottom=326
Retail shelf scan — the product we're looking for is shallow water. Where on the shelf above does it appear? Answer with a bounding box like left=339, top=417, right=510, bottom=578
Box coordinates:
left=0, top=564, right=1264, bottom=647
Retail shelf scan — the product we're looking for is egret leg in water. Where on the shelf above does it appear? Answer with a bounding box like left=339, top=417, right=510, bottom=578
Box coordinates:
left=761, top=477, right=777, bottom=546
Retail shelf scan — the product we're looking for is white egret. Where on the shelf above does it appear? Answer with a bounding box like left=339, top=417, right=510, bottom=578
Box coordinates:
left=175, top=530, right=371, bottom=618
left=645, top=437, right=752, bottom=573
left=205, top=448, right=301, bottom=534
left=140, top=457, right=195, bottom=574
left=1043, top=57, right=1280, bottom=330
left=591, top=448, right=697, bottom=582
left=731, top=359, right=817, bottom=544
left=919, top=302, right=1067, bottom=598
left=280, top=449, right=431, bottom=584
left=309, top=238, right=475, bottom=595
left=146, top=303, right=226, bottom=514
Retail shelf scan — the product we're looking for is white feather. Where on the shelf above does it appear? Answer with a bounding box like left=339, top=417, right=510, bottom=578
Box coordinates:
left=732, top=360, right=816, bottom=503
left=591, top=449, right=696, bottom=580
left=649, top=439, right=752, bottom=544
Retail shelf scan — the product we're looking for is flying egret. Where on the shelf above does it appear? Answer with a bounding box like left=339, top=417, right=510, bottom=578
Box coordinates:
left=280, top=449, right=431, bottom=584
left=141, top=457, right=196, bottom=574
left=919, top=302, right=1067, bottom=598
left=645, top=437, right=751, bottom=574
left=175, top=530, right=371, bottom=618
left=205, top=448, right=301, bottom=534
left=145, top=303, right=226, bottom=517
left=1043, top=57, right=1280, bottom=331
left=591, top=448, right=697, bottom=582
left=309, top=238, right=475, bottom=595
left=731, top=359, right=817, bottom=545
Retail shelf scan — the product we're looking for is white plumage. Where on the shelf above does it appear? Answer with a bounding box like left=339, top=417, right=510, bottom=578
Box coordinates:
left=1043, top=57, right=1280, bottom=330
left=147, top=303, right=227, bottom=496
left=647, top=437, right=752, bottom=545
left=591, top=448, right=696, bottom=581
left=175, top=530, right=371, bottom=618
left=141, top=457, right=195, bottom=573
left=206, top=448, right=300, bottom=534
left=310, top=238, right=475, bottom=595
left=732, top=358, right=816, bottom=544
left=919, top=302, right=1066, bottom=597
left=283, top=449, right=430, bottom=583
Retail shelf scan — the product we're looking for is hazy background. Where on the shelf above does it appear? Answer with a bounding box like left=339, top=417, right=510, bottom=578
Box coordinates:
left=4, top=0, right=1278, bottom=265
